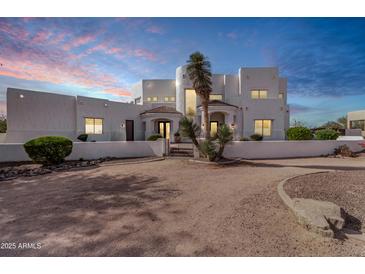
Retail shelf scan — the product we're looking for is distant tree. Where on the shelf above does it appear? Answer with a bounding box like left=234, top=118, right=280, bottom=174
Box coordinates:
left=320, top=121, right=344, bottom=131
left=0, top=115, right=6, bottom=133
left=290, top=119, right=306, bottom=127
left=337, top=116, right=347, bottom=128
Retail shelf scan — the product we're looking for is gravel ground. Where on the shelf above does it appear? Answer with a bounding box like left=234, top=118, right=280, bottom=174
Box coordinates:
left=285, top=171, right=365, bottom=232
left=1, top=157, right=365, bottom=256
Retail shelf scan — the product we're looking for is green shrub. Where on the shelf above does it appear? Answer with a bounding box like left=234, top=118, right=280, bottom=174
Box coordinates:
left=315, top=129, right=339, bottom=140
left=287, top=126, right=313, bottom=140
left=250, top=134, right=263, bottom=141
left=200, top=139, right=217, bottom=161
left=240, top=137, right=250, bottom=141
left=147, top=134, right=162, bottom=141
left=24, top=136, right=73, bottom=165
left=77, top=134, right=88, bottom=142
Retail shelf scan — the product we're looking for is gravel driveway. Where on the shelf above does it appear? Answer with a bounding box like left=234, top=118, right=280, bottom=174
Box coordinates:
left=1, top=157, right=365, bottom=256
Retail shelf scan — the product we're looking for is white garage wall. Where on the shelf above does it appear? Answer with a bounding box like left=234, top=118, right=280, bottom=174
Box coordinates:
left=0, top=140, right=166, bottom=163
left=223, top=140, right=364, bottom=159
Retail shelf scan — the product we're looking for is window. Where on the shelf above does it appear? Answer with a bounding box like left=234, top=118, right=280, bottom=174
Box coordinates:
left=251, top=89, right=268, bottom=99
left=170, top=96, right=175, bottom=102
left=152, top=96, right=158, bottom=102
left=85, top=118, right=103, bottom=134
left=185, top=89, right=196, bottom=116
left=254, top=120, right=272, bottom=136
left=164, top=96, right=169, bottom=102
left=209, top=94, right=223, bottom=101
left=278, top=92, right=284, bottom=99
left=147, top=97, right=152, bottom=102
left=350, top=120, right=365, bottom=130
left=210, top=121, right=218, bottom=137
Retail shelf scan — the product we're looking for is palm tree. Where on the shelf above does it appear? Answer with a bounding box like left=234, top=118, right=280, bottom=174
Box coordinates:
left=186, top=52, right=212, bottom=139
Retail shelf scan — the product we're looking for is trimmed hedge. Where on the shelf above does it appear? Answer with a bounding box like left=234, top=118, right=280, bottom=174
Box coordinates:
left=315, top=129, right=339, bottom=140
left=147, top=134, right=162, bottom=141
left=287, top=126, right=313, bottom=140
left=24, top=136, right=73, bottom=165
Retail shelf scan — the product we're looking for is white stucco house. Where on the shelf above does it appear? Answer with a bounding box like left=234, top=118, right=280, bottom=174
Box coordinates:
left=5, top=65, right=289, bottom=143
left=347, top=110, right=365, bottom=137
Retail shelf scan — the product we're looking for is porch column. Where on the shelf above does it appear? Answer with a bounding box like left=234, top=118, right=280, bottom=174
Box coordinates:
left=225, top=112, right=237, bottom=139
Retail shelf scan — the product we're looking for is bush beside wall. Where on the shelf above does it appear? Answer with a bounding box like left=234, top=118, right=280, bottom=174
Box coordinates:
left=24, top=136, right=73, bottom=165
left=315, top=129, right=339, bottom=140
left=287, top=126, right=313, bottom=140
left=147, top=134, right=162, bottom=141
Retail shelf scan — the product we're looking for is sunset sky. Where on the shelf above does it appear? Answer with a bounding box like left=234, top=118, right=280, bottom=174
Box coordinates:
left=1, top=17, right=365, bottom=126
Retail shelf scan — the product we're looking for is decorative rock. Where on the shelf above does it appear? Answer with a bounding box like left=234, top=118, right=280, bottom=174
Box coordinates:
left=292, top=198, right=344, bottom=237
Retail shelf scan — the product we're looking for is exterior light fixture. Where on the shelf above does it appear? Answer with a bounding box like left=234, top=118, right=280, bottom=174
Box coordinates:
left=120, top=123, right=125, bottom=128
left=104, top=103, right=108, bottom=107
left=19, top=94, right=24, bottom=98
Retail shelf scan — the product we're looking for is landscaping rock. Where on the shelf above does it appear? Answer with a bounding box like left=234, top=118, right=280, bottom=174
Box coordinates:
left=292, top=198, right=344, bottom=237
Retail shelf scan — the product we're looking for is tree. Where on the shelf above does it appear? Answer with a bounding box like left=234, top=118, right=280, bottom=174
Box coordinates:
left=320, top=121, right=344, bottom=131
left=0, top=115, right=6, bottom=133
left=186, top=52, right=212, bottom=139
left=337, top=116, right=347, bottom=128
left=179, top=116, right=201, bottom=149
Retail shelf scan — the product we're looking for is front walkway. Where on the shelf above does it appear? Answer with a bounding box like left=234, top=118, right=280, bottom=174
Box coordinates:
left=0, top=157, right=364, bottom=256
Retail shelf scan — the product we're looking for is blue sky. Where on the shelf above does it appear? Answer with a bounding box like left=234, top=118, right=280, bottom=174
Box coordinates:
left=1, top=17, right=365, bottom=126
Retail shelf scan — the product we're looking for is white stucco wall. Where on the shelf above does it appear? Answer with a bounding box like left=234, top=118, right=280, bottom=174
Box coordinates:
left=141, top=79, right=176, bottom=108
left=0, top=140, right=166, bottom=162
left=347, top=110, right=365, bottom=137
left=6, top=88, right=77, bottom=143
left=223, top=140, right=364, bottom=159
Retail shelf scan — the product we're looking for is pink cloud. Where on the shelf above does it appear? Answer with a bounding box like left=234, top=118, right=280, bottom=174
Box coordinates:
left=146, top=25, right=164, bottom=34
left=62, top=33, right=96, bottom=51
left=102, top=88, right=131, bottom=97
left=133, top=48, right=157, bottom=61
left=32, top=30, right=52, bottom=44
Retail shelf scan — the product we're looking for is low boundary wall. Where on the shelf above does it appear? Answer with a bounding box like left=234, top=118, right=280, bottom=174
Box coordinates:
left=223, top=140, right=364, bottom=159
left=0, top=140, right=166, bottom=163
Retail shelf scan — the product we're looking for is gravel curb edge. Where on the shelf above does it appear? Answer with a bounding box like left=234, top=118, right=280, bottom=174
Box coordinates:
left=277, top=172, right=365, bottom=242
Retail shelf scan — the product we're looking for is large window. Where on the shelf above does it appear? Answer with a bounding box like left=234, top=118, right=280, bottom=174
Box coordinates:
left=209, top=94, right=223, bottom=101
left=185, top=89, right=197, bottom=116
left=251, top=89, right=268, bottom=99
left=85, top=118, right=103, bottom=134
left=254, top=120, right=272, bottom=136
left=350, top=120, right=365, bottom=130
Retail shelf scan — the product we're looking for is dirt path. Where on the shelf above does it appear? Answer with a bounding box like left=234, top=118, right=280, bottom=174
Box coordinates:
left=0, top=158, right=365, bottom=256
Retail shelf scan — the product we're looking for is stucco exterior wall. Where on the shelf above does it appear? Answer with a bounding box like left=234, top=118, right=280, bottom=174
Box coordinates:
left=223, top=140, right=364, bottom=159
left=0, top=140, right=166, bottom=162
left=142, top=79, right=176, bottom=108
left=6, top=88, right=77, bottom=143
left=347, top=110, right=365, bottom=137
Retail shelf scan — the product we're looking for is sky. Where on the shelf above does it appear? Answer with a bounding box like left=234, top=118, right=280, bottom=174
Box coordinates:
left=1, top=17, right=365, bottom=126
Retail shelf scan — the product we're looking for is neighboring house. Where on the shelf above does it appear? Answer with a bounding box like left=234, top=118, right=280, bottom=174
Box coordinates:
left=347, top=110, right=365, bottom=137
left=5, top=65, right=289, bottom=143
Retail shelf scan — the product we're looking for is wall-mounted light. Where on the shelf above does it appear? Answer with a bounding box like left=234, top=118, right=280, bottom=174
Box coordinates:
left=231, top=123, right=236, bottom=128
left=19, top=94, right=24, bottom=98
left=104, top=103, right=108, bottom=107
left=120, top=122, right=125, bottom=128
left=245, top=106, right=248, bottom=111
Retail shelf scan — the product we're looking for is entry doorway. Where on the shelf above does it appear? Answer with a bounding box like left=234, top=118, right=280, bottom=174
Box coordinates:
left=158, top=121, right=171, bottom=140
left=126, top=120, right=134, bottom=141
left=210, top=121, right=218, bottom=137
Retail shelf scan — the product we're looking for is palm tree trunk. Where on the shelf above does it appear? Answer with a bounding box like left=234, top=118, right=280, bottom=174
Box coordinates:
left=202, top=98, right=210, bottom=139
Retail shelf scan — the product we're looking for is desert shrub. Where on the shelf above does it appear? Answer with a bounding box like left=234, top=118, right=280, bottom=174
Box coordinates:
left=77, top=134, right=88, bottom=142
left=315, top=129, right=339, bottom=140
left=200, top=139, right=217, bottom=161
left=240, top=137, right=250, bottom=141
left=287, top=126, right=313, bottom=140
left=250, top=134, right=263, bottom=141
left=334, top=144, right=356, bottom=157
left=24, top=136, right=73, bottom=165
left=147, top=134, right=162, bottom=141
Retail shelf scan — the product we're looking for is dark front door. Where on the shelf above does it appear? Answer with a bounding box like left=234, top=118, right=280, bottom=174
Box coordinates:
left=126, top=120, right=134, bottom=141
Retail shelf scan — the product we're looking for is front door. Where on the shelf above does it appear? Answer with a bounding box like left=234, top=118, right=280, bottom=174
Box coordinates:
left=158, top=121, right=171, bottom=140
left=210, top=121, right=218, bottom=137
left=126, top=120, right=134, bottom=141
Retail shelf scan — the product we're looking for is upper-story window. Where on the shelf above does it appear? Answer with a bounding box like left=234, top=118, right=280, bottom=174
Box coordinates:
left=185, top=89, right=197, bottom=116
left=350, top=120, right=365, bottom=130
left=278, top=92, right=284, bottom=99
left=209, top=94, right=223, bottom=101
left=251, top=89, right=268, bottom=99
left=152, top=96, right=158, bottom=102
left=147, top=97, right=152, bottom=102
left=85, top=117, right=103, bottom=134
left=164, top=96, right=169, bottom=102
left=164, top=96, right=176, bottom=102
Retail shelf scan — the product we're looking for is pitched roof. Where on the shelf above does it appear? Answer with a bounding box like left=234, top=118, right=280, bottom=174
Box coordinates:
left=140, top=106, right=182, bottom=115
left=198, top=100, right=238, bottom=108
